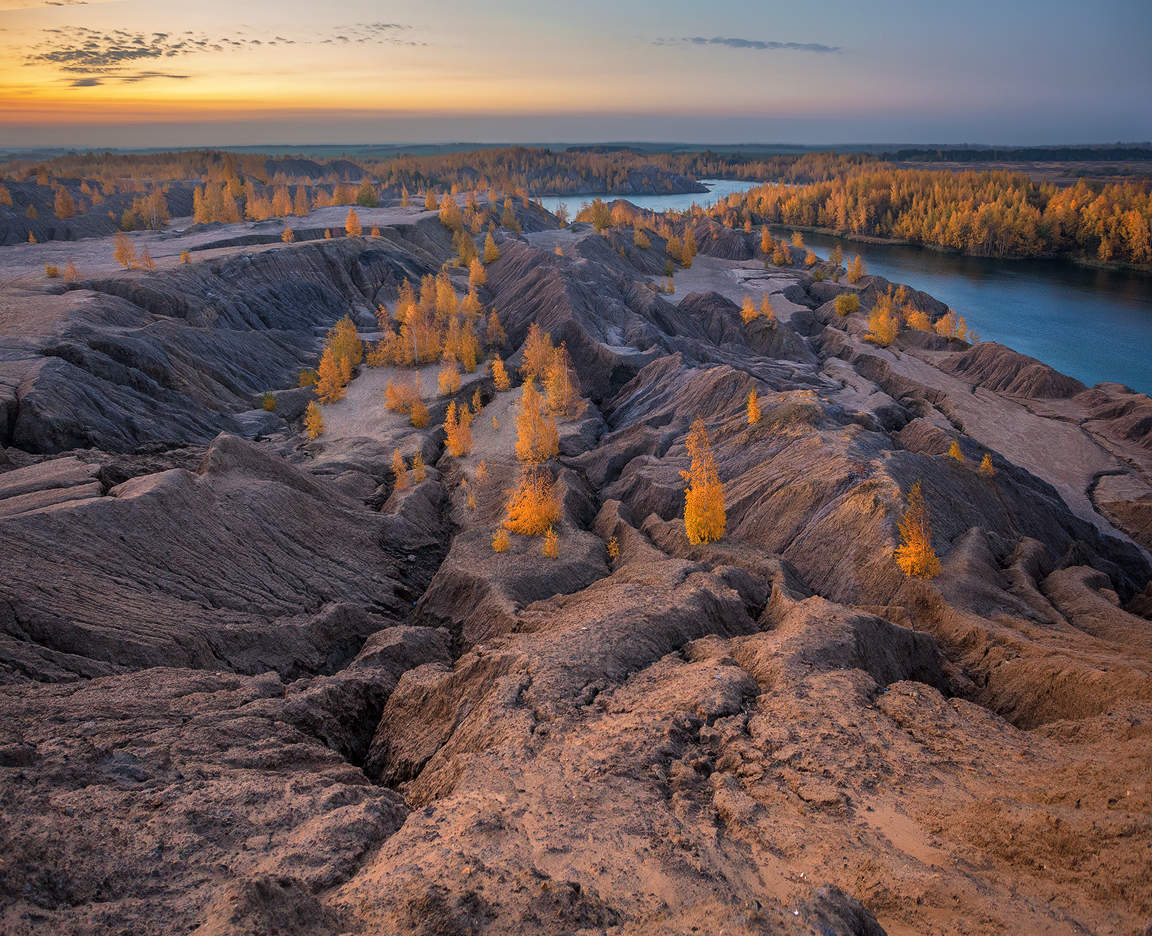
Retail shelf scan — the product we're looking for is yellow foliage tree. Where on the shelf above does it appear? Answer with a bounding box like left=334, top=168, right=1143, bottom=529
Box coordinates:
left=759, top=295, right=776, bottom=327
left=544, top=342, right=579, bottom=416
left=293, top=185, right=310, bottom=216
left=504, top=470, right=562, bottom=535
left=424, top=189, right=437, bottom=211
left=740, top=295, right=757, bottom=323
left=979, top=453, right=995, bottom=477
left=329, top=315, right=364, bottom=369
left=484, top=233, right=500, bottom=263
left=282, top=226, right=295, bottom=243
left=392, top=449, right=409, bottom=490
left=443, top=400, right=473, bottom=457
left=491, top=357, right=511, bottom=391
left=492, top=527, right=510, bottom=552
left=114, top=232, right=136, bottom=269
left=846, top=255, right=866, bottom=283
left=519, top=322, right=554, bottom=380
left=54, top=187, right=76, bottom=220
left=934, top=310, right=970, bottom=341
left=412, top=451, right=427, bottom=481
left=438, top=362, right=462, bottom=395
left=947, top=439, right=964, bottom=462
left=894, top=481, right=941, bottom=579
left=682, top=416, right=726, bottom=544
left=315, top=346, right=352, bottom=403
left=439, top=193, right=463, bottom=231
left=469, top=257, right=486, bottom=287
left=747, top=390, right=761, bottom=425
left=866, top=301, right=900, bottom=346
left=515, top=379, right=559, bottom=463
left=905, top=307, right=932, bottom=331
left=484, top=310, right=506, bottom=349
left=804, top=249, right=818, bottom=267
left=345, top=208, right=362, bottom=237
left=384, top=374, right=421, bottom=414
left=304, top=401, right=325, bottom=439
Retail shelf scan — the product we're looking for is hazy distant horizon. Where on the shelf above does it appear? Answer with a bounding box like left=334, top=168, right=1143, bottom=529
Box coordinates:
left=3, top=136, right=1152, bottom=159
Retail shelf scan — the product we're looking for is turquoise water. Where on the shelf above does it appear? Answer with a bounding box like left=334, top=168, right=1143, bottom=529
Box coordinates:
left=780, top=229, right=1152, bottom=395
left=536, top=178, right=759, bottom=217
left=540, top=182, right=1152, bottom=394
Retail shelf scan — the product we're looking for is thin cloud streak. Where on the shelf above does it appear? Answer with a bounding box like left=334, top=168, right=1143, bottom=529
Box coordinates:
left=655, top=36, right=840, bottom=53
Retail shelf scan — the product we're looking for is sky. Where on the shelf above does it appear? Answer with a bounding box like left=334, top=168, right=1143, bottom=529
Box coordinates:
left=0, top=0, right=1149, bottom=148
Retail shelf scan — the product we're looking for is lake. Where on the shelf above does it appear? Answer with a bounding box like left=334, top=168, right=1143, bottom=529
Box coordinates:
left=539, top=181, right=1152, bottom=395
left=536, top=178, right=760, bottom=217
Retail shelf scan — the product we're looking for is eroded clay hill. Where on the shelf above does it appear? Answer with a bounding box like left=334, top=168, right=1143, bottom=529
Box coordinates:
left=1, top=196, right=1150, bottom=936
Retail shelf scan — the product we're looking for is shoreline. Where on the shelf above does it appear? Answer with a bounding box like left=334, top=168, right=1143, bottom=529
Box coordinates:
left=764, top=221, right=1152, bottom=276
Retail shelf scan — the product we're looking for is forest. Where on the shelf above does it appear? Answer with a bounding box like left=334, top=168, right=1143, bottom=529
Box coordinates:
left=2, top=147, right=1149, bottom=264
left=713, top=168, right=1152, bottom=265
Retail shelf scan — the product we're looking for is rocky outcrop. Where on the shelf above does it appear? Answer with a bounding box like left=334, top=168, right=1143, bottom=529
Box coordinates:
left=940, top=341, right=1087, bottom=398
left=1, top=203, right=1150, bottom=936
left=0, top=434, right=427, bottom=682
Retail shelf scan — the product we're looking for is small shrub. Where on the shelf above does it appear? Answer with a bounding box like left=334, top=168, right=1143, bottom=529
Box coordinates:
left=492, top=527, right=510, bottom=552
left=834, top=294, right=859, bottom=317
left=607, top=536, right=620, bottom=561
left=542, top=526, right=559, bottom=558
left=979, top=454, right=995, bottom=477
left=180, top=250, right=191, bottom=263
left=44, top=264, right=59, bottom=278
left=299, top=368, right=319, bottom=387
left=261, top=391, right=276, bottom=412
left=392, top=449, right=409, bottom=490
left=304, top=401, right=325, bottom=439
left=947, top=439, right=964, bottom=462
left=411, top=452, right=427, bottom=481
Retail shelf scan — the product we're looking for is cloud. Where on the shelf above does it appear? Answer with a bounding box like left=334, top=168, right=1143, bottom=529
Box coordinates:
left=22, top=22, right=427, bottom=86
left=66, top=69, right=189, bottom=86
left=656, top=36, right=840, bottom=53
